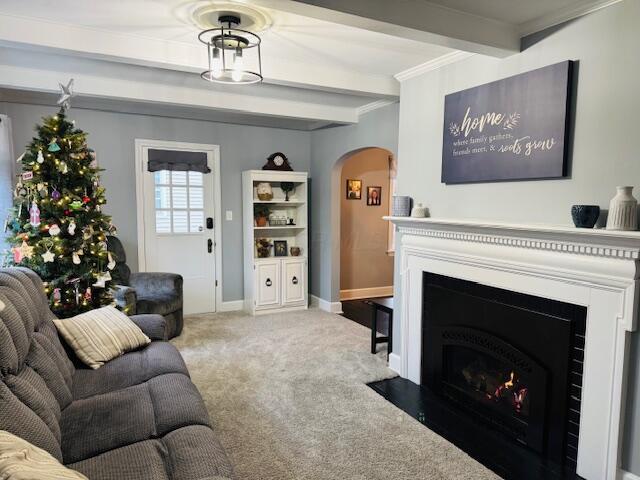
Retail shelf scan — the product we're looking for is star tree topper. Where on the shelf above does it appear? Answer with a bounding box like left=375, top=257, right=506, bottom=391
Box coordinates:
left=57, top=78, right=75, bottom=110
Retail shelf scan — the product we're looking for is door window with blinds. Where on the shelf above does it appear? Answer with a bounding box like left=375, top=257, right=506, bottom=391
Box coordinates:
left=154, top=171, right=204, bottom=234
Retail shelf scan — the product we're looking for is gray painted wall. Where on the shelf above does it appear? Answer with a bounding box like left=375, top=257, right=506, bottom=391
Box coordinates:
left=0, top=102, right=311, bottom=302
left=393, top=1, right=640, bottom=473
left=309, top=104, right=399, bottom=302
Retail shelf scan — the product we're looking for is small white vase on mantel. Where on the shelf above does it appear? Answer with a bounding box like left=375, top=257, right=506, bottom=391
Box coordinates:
left=606, top=186, right=638, bottom=231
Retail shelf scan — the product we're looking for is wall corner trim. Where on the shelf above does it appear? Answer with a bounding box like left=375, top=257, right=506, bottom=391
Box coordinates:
left=310, top=295, right=343, bottom=314
left=356, top=100, right=398, bottom=118
left=388, top=353, right=402, bottom=375
left=394, top=51, right=475, bottom=82
left=518, top=0, right=624, bottom=37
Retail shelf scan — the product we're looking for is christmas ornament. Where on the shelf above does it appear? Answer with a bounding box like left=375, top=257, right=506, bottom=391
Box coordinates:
left=57, top=79, right=74, bottom=110
left=93, top=271, right=111, bottom=288
left=36, top=183, right=47, bottom=196
left=58, top=161, right=68, bottom=174
left=48, top=224, right=61, bottom=236
left=83, top=225, right=93, bottom=240
left=12, top=245, right=23, bottom=263
left=21, top=171, right=33, bottom=181
left=36, top=150, right=44, bottom=164
left=48, top=139, right=61, bottom=152
left=52, top=288, right=61, bottom=303
left=70, top=200, right=83, bottom=211
left=63, top=209, right=71, bottom=216
left=51, top=188, right=61, bottom=200
left=84, top=287, right=92, bottom=302
left=41, top=248, right=55, bottom=263
left=72, top=251, right=81, bottom=265
left=18, top=240, right=34, bottom=259
left=16, top=152, right=25, bottom=163
left=107, top=252, right=116, bottom=270
left=68, top=220, right=77, bottom=236
left=29, top=201, right=40, bottom=227
left=82, top=195, right=90, bottom=204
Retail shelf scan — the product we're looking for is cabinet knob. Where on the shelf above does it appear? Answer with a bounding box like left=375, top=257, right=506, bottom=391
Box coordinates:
left=292, top=276, right=298, bottom=285
left=265, top=278, right=272, bottom=287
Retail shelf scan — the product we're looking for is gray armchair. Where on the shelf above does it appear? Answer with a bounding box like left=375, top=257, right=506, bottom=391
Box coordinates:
left=107, top=236, right=184, bottom=338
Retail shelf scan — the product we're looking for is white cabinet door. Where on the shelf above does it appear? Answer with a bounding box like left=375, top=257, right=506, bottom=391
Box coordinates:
left=282, top=259, right=305, bottom=305
left=256, top=261, right=280, bottom=308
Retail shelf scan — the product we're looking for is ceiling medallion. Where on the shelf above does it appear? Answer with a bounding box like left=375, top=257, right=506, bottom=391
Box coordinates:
left=198, top=14, right=263, bottom=85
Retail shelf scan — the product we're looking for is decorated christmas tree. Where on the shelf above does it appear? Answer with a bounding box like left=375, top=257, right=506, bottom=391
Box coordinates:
left=6, top=80, right=117, bottom=317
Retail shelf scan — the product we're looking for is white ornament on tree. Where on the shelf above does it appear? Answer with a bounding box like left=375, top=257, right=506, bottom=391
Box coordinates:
left=36, top=150, right=44, bottom=164
left=68, top=220, right=77, bottom=236
left=41, top=248, right=55, bottom=263
left=93, top=271, right=112, bottom=288
left=107, top=252, right=116, bottom=270
left=72, top=251, right=81, bottom=265
left=48, top=224, right=61, bottom=236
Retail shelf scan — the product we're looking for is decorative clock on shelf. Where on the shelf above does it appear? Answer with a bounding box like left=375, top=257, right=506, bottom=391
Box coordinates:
left=262, top=152, right=293, bottom=171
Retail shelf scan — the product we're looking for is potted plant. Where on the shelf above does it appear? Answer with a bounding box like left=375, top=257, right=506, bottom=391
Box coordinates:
left=255, top=238, right=273, bottom=258
left=254, top=205, right=270, bottom=227
left=280, top=182, right=295, bottom=201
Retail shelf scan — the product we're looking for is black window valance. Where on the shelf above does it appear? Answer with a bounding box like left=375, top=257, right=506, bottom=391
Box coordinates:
left=147, top=149, right=211, bottom=173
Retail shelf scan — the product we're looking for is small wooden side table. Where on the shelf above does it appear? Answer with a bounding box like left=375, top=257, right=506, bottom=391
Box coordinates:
left=364, top=297, right=393, bottom=359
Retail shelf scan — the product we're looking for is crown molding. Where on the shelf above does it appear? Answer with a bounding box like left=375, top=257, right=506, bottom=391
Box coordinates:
left=519, top=0, right=623, bottom=37
left=394, top=51, right=475, bottom=82
left=356, top=99, right=397, bottom=117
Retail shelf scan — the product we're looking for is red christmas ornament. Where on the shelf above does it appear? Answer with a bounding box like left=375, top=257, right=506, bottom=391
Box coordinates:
left=64, top=209, right=72, bottom=216
left=82, top=195, right=90, bottom=204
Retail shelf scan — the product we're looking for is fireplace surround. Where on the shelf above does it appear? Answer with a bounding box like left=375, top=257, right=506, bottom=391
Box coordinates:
left=385, top=216, right=640, bottom=480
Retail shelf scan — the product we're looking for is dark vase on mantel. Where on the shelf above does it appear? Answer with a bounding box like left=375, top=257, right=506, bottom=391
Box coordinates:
left=571, top=205, right=600, bottom=229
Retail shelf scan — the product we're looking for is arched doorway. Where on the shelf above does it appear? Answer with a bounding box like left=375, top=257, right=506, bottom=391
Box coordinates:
left=333, top=147, right=395, bottom=301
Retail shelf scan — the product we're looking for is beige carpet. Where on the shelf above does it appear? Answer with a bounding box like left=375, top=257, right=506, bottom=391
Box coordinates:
left=172, top=308, right=500, bottom=480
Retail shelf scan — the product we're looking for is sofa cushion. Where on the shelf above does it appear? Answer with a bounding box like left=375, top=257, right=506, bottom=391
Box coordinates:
left=136, top=293, right=182, bottom=316
left=60, top=373, right=210, bottom=464
left=72, top=342, right=189, bottom=400
left=0, top=430, right=87, bottom=480
left=68, top=425, right=233, bottom=480
left=53, top=306, right=151, bottom=370
left=0, top=382, right=63, bottom=462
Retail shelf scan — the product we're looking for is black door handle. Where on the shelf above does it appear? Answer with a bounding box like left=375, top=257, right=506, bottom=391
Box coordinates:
left=265, top=278, right=272, bottom=287
left=207, top=239, right=213, bottom=253
left=292, top=276, right=298, bottom=285
left=206, top=217, right=213, bottom=229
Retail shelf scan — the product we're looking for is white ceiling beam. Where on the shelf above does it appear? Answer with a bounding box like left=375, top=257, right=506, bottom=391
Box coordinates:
left=0, top=49, right=359, bottom=125
left=254, top=0, right=520, bottom=57
left=0, top=14, right=398, bottom=98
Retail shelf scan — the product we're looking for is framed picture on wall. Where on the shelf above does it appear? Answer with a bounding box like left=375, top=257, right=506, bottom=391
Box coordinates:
left=274, top=240, right=288, bottom=257
left=367, top=186, right=382, bottom=206
left=346, top=179, right=362, bottom=199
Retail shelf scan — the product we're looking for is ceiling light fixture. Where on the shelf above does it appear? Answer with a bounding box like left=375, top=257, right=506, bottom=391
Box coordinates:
left=198, top=14, right=262, bottom=85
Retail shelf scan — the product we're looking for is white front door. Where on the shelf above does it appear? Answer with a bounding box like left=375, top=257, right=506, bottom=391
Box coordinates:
left=136, top=140, right=220, bottom=315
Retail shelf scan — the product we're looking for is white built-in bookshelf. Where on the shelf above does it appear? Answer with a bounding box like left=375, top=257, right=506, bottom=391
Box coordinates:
left=242, top=170, right=308, bottom=314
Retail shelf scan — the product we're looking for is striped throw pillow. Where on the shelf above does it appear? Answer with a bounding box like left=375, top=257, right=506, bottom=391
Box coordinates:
left=0, top=430, right=88, bottom=479
left=53, top=305, right=151, bottom=369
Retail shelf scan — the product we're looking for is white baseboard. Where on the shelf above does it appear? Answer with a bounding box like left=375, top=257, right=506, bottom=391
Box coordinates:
left=388, top=353, right=401, bottom=374
left=340, top=286, right=393, bottom=301
left=622, top=470, right=640, bottom=480
left=309, top=295, right=343, bottom=314
left=219, top=300, right=244, bottom=312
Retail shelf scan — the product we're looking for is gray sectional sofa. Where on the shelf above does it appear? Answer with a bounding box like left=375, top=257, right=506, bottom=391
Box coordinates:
left=0, top=267, right=233, bottom=480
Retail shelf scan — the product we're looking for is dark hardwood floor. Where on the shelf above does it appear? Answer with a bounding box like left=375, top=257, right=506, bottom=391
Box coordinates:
left=341, top=298, right=391, bottom=334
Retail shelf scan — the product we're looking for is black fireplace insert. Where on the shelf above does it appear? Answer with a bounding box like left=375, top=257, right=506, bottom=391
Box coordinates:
left=421, top=272, right=586, bottom=479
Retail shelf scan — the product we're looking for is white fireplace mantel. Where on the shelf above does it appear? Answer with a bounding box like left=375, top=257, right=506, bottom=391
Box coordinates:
left=385, top=216, right=640, bottom=480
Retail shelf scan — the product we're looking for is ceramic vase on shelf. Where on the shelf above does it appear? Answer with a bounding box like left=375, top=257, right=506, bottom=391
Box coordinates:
left=606, top=186, right=638, bottom=231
